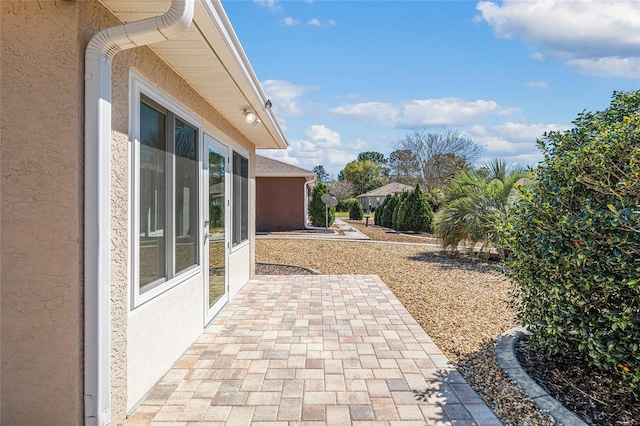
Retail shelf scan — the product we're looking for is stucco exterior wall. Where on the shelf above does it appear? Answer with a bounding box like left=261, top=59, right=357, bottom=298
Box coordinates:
left=108, top=7, right=258, bottom=422
left=0, top=1, right=85, bottom=424
left=1, top=1, right=262, bottom=423
left=256, top=177, right=307, bottom=232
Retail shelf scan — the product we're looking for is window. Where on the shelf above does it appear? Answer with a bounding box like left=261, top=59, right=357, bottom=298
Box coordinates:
left=137, top=94, right=199, bottom=300
left=232, top=152, right=249, bottom=246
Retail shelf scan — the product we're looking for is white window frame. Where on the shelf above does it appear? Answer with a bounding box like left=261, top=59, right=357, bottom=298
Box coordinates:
left=130, top=71, right=203, bottom=308
left=231, top=147, right=250, bottom=252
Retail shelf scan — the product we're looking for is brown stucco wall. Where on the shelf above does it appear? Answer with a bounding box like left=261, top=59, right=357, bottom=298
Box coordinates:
left=256, top=177, right=307, bottom=232
left=1, top=1, right=85, bottom=424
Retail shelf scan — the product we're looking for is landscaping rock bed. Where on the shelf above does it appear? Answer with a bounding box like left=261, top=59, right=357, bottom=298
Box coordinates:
left=516, top=335, right=640, bottom=425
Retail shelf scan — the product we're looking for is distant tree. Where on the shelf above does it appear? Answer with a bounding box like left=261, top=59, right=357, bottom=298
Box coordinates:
left=388, top=149, right=421, bottom=185
left=424, top=189, right=445, bottom=213
left=313, top=165, right=330, bottom=183
left=308, top=182, right=335, bottom=227
left=357, top=151, right=387, bottom=164
left=328, top=179, right=355, bottom=200
left=341, top=159, right=388, bottom=196
left=395, top=129, right=482, bottom=192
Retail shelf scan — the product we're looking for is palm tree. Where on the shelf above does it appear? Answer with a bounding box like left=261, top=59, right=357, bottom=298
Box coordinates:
left=433, top=159, right=531, bottom=258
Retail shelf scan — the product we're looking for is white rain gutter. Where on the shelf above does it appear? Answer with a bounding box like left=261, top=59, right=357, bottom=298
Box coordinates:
left=84, top=1, right=194, bottom=424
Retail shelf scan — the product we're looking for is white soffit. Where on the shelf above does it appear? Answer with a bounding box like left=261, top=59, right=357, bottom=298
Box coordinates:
left=99, top=0, right=288, bottom=149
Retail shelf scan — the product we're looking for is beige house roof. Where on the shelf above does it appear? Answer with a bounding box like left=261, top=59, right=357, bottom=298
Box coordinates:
left=255, top=155, right=316, bottom=180
left=357, top=182, right=414, bottom=199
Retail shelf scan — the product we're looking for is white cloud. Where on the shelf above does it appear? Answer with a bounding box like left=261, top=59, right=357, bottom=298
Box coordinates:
left=477, top=0, right=640, bottom=78
left=328, top=19, right=337, bottom=26
left=330, top=97, right=520, bottom=128
left=568, top=57, right=640, bottom=79
left=330, top=102, right=398, bottom=126
left=308, top=18, right=322, bottom=27
left=348, top=139, right=367, bottom=150
left=253, top=0, right=280, bottom=10
left=530, top=52, right=544, bottom=61
left=525, top=81, right=549, bottom=88
left=261, top=80, right=310, bottom=116
left=304, top=125, right=342, bottom=148
left=399, top=98, right=519, bottom=127
left=466, top=121, right=572, bottom=166
left=282, top=17, right=298, bottom=26
left=258, top=125, right=356, bottom=175
left=491, top=122, right=571, bottom=142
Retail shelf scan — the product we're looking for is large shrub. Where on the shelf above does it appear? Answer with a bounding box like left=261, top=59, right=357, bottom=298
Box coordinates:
left=349, top=201, right=365, bottom=220
left=434, top=160, right=530, bottom=258
left=336, top=197, right=357, bottom=212
left=396, top=184, right=433, bottom=233
left=380, top=194, right=399, bottom=228
left=309, top=182, right=335, bottom=227
left=374, top=196, right=387, bottom=225
left=392, top=191, right=409, bottom=230
left=506, top=91, right=640, bottom=398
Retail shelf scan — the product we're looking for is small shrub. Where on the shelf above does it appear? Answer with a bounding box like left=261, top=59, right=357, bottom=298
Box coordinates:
left=349, top=201, right=364, bottom=220
left=506, top=90, right=640, bottom=398
left=308, top=182, right=335, bottom=227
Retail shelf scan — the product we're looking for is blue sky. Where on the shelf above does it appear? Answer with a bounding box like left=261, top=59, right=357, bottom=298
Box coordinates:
left=223, top=0, right=640, bottom=177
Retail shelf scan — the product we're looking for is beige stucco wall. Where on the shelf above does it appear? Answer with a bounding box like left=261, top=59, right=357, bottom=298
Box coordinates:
left=2, top=1, right=261, bottom=425
left=1, top=1, right=85, bottom=424
left=107, top=5, right=257, bottom=423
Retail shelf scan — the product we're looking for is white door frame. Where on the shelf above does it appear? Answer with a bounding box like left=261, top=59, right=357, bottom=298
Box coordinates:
left=203, top=133, right=229, bottom=325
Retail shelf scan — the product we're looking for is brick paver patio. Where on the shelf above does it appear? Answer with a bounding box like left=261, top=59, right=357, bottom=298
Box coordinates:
left=125, top=275, right=501, bottom=425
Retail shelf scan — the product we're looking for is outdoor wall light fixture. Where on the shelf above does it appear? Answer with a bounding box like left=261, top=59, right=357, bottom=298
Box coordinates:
left=243, top=109, right=257, bottom=124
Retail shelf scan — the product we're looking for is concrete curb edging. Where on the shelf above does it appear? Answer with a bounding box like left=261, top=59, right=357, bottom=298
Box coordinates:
left=495, top=327, right=588, bottom=426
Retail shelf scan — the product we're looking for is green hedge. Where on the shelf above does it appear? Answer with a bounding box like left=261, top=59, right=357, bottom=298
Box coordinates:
left=506, top=91, right=640, bottom=398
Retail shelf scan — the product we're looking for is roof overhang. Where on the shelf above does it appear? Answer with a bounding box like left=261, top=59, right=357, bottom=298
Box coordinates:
left=99, top=0, right=288, bottom=149
left=257, top=172, right=316, bottom=181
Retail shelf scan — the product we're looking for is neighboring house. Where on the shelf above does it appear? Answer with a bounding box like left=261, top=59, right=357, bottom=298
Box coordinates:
left=255, top=155, right=316, bottom=232
left=356, top=182, right=414, bottom=211
left=1, top=1, right=288, bottom=424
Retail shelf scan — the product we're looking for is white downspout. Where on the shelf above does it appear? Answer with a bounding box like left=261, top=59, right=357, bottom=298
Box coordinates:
left=84, top=1, right=194, bottom=424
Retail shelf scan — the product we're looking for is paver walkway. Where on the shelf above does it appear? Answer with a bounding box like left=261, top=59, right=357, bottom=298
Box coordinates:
left=125, top=275, right=501, bottom=425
